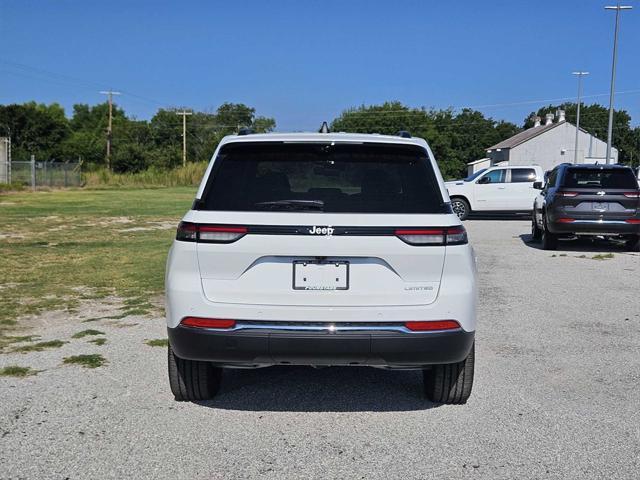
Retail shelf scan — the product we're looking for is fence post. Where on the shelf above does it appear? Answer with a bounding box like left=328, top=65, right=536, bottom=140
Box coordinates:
left=30, top=154, right=36, bottom=190
left=64, top=162, right=68, bottom=187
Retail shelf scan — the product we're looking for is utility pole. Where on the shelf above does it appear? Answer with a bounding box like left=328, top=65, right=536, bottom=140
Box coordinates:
left=604, top=4, right=632, bottom=164
left=175, top=110, right=192, bottom=167
left=572, top=71, right=589, bottom=164
left=99, top=90, right=121, bottom=170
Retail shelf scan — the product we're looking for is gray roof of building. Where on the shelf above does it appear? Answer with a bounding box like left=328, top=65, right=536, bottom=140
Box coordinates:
left=488, top=121, right=563, bottom=150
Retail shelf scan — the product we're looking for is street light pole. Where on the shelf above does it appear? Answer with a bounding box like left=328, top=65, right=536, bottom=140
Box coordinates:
left=604, top=4, right=632, bottom=164
left=572, top=71, right=589, bottom=164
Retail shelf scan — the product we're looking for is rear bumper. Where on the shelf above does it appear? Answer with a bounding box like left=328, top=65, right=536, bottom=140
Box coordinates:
left=548, top=218, right=640, bottom=236
left=168, top=323, right=475, bottom=368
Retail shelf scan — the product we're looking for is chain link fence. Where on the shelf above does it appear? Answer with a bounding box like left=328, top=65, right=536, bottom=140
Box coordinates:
left=3, top=159, right=82, bottom=188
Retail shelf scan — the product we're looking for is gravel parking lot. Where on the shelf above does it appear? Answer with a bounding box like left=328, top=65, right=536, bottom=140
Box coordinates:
left=1, top=219, right=639, bottom=480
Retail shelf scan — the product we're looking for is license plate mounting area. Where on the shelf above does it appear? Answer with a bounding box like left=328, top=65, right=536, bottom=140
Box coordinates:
left=293, top=260, right=349, bottom=291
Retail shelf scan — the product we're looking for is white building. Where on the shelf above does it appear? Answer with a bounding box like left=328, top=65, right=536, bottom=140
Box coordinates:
left=467, top=110, right=618, bottom=175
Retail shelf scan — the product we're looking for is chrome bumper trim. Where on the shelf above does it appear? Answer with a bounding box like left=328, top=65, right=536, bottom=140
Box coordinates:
left=206, top=322, right=460, bottom=335
left=563, top=219, right=632, bottom=225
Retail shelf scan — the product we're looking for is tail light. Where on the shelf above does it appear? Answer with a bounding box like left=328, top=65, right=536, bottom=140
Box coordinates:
left=623, top=192, right=640, bottom=198
left=558, top=191, right=579, bottom=197
left=176, top=222, right=247, bottom=243
left=557, top=218, right=575, bottom=223
left=625, top=219, right=640, bottom=224
left=405, top=320, right=461, bottom=331
left=180, top=317, right=236, bottom=329
left=395, top=226, right=467, bottom=246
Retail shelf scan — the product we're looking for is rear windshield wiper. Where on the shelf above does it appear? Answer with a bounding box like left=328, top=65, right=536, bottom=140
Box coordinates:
left=254, top=199, right=324, bottom=211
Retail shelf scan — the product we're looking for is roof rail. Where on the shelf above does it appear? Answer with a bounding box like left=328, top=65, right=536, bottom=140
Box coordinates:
left=397, top=130, right=412, bottom=138
left=238, top=127, right=255, bottom=136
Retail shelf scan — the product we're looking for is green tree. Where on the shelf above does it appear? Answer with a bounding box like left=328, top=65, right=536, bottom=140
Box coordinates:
left=111, top=143, right=149, bottom=173
left=331, top=102, right=520, bottom=179
left=65, top=102, right=129, bottom=166
left=0, top=102, right=69, bottom=160
left=211, top=102, right=276, bottom=135
left=146, top=104, right=276, bottom=166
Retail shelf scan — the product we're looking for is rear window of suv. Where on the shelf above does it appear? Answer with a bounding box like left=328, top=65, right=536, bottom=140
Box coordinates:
left=199, top=142, right=447, bottom=214
left=562, top=167, right=639, bottom=189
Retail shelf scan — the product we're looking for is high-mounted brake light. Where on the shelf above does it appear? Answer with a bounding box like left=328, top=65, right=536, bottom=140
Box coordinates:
left=180, top=317, right=236, bottom=329
left=395, top=226, right=467, bottom=246
left=623, top=192, right=640, bottom=198
left=625, top=219, right=640, bottom=224
left=176, top=222, right=247, bottom=243
left=557, top=218, right=575, bottom=223
left=559, top=191, right=579, bottom=197
left=405, top=320, right=461, bottom=331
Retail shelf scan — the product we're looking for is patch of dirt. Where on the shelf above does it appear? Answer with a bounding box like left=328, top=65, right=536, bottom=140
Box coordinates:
left=118, top=220, right=176, bottom=233
left=0, top=233, right=26, bottom=240
left=106, top=322, right=139, bottom=328
left=491, top=344, right=539, bottom=358
left=20, top=295, right=128, bottom=330
left=81, top=216, right=135, bottom=227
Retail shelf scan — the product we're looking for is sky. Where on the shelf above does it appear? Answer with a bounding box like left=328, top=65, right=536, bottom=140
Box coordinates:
left=1, top=0, right=639, bottom=130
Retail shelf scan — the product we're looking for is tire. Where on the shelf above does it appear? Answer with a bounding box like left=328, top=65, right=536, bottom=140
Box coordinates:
left=541, top=214, right=558, bottom=250
left=625, top=235, right=640, bottom=252
left=168, top=343, right=222, bottom=401
left=423, top=342, right=474, bottom=404
left=451, top=198, right=470, bottom=221
left=531, top=213, right=542, bottom=241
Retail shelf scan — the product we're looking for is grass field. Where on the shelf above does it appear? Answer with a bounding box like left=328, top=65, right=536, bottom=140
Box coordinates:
left=0, top=187, right=196, bottom=335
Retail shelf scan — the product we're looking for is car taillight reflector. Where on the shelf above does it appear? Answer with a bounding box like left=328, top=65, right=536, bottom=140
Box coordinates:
left=199, top=225, right=247, bottom=242
left=395, top=226, right=467, bottom=246
left=176, top=222, right=247, bottom=243
left=623, top=192, right=640, bottom=198
left=557, top=218, right=575, bottom=223
left=559, top=191, right=579, bottom=197
left=180, top=317, right=236, bottom=329
left=625, top=219, right=640, bottom=224
left=405, top=320, right=461, bottom=331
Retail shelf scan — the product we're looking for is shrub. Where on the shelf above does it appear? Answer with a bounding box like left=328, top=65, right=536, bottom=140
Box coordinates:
left=82, top=162, right=208, bottom=188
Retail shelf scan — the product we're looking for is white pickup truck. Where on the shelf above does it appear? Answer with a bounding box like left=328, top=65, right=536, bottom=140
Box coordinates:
left=445, top=165, right=544, bottom=220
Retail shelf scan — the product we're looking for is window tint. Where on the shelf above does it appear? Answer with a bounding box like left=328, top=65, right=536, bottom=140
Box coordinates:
left=546, top=169, right=558, bottom=188
left=510, top=168, right=536, bottom=183
left=562, top=168, right=638, bottom=189
left=201, top=143, right=446, bottom=213
left=464, top=168, right=486, bottom=182
left=478, top=169, right=506, bottom=184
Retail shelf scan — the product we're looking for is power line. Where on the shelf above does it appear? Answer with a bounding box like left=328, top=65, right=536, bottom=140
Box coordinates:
left=333, top=90, right=640, bottom=116
left=0, top=58, right=170, bottom=109
left=3, top=58, right=640, bottom=121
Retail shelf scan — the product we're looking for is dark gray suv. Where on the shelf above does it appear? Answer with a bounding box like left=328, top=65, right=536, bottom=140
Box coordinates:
left=532, top=164, right=640, bottom=251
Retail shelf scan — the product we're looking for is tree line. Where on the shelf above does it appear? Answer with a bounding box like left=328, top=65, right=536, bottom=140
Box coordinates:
left=0, top=102, right=275, bottom=172
left=1, top=100, right=638, bottom=179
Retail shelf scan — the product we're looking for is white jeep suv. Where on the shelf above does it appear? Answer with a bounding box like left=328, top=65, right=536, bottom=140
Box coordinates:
left=165, top=132, right=477, bottom=404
